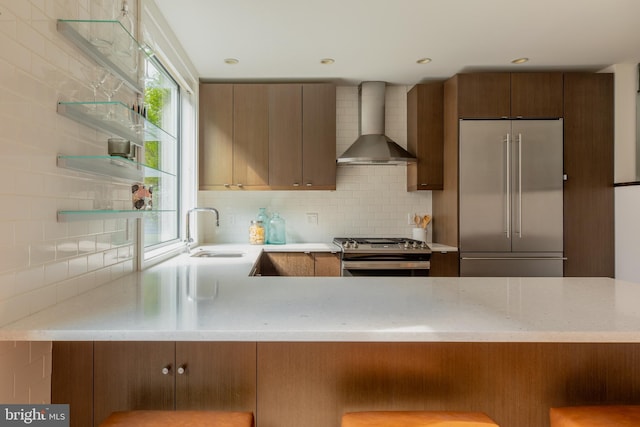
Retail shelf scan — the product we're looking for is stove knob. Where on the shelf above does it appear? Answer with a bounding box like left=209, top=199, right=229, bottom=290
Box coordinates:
left=343, top=241, right=350, bottom=249
left=420, top=242, right=429, bottom=249
left=404, top=241, right=410, bottom=249
left=352, top=241, right=359, bottom=249
left=412, top=242, right=419, bottom=249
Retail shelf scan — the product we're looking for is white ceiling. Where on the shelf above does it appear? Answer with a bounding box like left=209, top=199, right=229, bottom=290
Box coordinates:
left=153, top=0, right=640, bottom=85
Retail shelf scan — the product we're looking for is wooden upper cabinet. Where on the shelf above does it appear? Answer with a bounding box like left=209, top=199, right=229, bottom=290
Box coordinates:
left=199, top=83, right=233, bottom=188
left=269, top=84, right=303, bottom=187
left=456, top=72, right=563, bottom=118
left=457, top=73, right=511, bottom=118
left=233, top=84, right=270, bottom=188
left=268, top=83, right=336, bottom=190
left=199, top=83, right=269, bottom=189
left=511, top=72, right=563, bottom=117
left=407, top=82, right=444, bottom=191
left=302, top=84, right=336, bottom=189
left=200, top=82, right=335, bottom=191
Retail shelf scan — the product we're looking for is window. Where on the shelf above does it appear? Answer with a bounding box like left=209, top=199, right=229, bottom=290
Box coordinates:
left=142, top=57, right=180, bottom=251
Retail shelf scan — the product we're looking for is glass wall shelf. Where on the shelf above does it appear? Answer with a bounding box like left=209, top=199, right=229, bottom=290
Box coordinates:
left=57, top=209, right=175, bottom=222
left=57, top=155, right=175, bottom=183
left=57, top=19, right=146, bottom=94
left=57, top=101, right=176, bottom=146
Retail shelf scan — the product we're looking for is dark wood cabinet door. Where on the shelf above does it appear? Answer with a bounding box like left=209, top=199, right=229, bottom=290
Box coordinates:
left=199, top=84, right=233, bottom=189
left=429, top=251, right=459, bottom=277
left=511, top=72, right=563, bottom=118
left=233, top=84, right=269, bottom=188
left=563, top=73, right=614, bottom=277
left=407, top=82, right=444, bottom=191
left=302, top=84, right=336, bottom=189
left=175, top=342, right=257, bottom=413
left=456, top=73, right=510, bottom=118
left=93, top=341, right=175, bottom=427
left=269, top=84, right=303, bottom=187
left=313, top=252, right=341, bottom=276
left=52, top=342, right=94, bottom=427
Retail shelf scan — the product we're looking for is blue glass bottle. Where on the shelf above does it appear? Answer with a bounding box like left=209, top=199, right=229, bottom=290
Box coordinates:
left=268, top=213, right=286, bottom=245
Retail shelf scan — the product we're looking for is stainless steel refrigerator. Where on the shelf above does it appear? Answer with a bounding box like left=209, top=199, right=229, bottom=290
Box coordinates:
left=459, top=119, right=564, bottom=277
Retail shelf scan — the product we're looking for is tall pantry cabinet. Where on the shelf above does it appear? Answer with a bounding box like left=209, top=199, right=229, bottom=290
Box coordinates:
left=432, top=72, right=614, bottom=277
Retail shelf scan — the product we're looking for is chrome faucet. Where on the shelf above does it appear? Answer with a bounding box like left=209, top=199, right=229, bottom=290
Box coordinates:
left=185, top=207, right=220, bottom=251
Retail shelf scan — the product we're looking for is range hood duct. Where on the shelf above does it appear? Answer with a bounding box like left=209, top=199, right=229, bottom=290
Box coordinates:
left=337, top=81, right=417, bottom=165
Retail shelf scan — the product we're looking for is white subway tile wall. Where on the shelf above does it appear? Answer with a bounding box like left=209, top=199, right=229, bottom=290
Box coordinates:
left=199, top=85, right=433, bottom=243
left=0, top=341, right=52, bottom=404
left=0, top=0, right=139, bottom=404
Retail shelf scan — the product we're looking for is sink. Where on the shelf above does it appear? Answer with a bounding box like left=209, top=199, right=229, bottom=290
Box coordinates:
left=190, top=251, right=245, bottom=258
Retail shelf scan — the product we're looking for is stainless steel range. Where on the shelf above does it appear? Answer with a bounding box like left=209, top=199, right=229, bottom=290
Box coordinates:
left=333, top=237, right=431, bottom=276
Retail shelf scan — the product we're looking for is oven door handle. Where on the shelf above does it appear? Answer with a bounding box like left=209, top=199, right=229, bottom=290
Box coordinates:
left=342, top=260, right=431, bottom=270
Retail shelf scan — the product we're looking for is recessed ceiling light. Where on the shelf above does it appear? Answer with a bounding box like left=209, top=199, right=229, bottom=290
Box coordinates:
left=320, top=58, right=335, bottom=65
left=416, top=58, right=432, bottom=64
left=511, top=57, right=529, bottom=64
left=224, top=58, right=239, bottom=65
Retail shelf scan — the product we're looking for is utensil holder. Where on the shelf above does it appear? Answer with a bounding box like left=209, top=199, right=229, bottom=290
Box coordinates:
left=412, top=227, right=427, bottom=242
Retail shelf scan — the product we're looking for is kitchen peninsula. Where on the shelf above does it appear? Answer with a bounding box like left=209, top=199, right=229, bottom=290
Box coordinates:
left=3, top=245, right=640, bottom=427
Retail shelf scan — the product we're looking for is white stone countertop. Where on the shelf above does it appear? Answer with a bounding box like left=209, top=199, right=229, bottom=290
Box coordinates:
left=2, top=244, right=639, bottom=343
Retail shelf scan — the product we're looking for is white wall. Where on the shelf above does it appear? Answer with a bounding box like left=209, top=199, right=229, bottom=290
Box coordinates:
left=615, top=185, right=640, bottom=282
left=602, top=63, right=637, bottom=183
left=604, top=63, right=640, bottom=283
left=198, top=85, right=433, bottom=243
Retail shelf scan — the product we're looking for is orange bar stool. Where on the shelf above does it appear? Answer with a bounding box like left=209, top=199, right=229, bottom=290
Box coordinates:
left=342, top=411, right=499, bottom=426
left=550, top=405, right=640, bottom=427
left=99, top=410, right=254, bottom=427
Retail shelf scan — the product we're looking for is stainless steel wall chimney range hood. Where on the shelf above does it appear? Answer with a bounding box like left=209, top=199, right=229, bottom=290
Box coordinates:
left=337, top=81, right=417, bottom=165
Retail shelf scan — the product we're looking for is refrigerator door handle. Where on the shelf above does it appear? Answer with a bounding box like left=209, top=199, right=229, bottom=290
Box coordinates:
left=505, top=133, right=510, bottom=239
left=518, top=133, right=523, bottom=238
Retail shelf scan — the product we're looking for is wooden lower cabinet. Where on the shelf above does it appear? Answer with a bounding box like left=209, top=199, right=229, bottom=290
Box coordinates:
left=51, top=341, right=93, bottom=427
left=256, top=342, right=640, bottom=427
left=259, top=252, right=340, bottom=276
left=313, top=252, right=342, bottom=277
left=429, top=251, right=459, bottom=277
left=54, top=341, right=640, bottom=427
left=53, top=341, right=256, bottom=427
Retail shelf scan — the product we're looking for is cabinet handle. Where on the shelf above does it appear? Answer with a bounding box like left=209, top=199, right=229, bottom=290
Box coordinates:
left=161, top=365, right=171, bottom=375
left=420, top=183, right=429, bottom=186
left=293, top=182, right=300, bottom=187
left=236, top=183, right=243, bottom=188
left=305, top=183, right=312, bottom=187
left=224, top=184, right=230, bottom=188
left=177, top=365, right=186, bottom=375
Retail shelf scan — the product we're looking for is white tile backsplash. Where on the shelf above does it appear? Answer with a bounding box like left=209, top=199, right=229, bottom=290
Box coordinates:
left=198, top=85, right=433, bottom=243
left=0, top=0, right=140, bottom=404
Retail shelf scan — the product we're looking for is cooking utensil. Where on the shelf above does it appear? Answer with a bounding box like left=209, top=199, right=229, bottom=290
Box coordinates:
left=421, top=215, right=431, bottom=229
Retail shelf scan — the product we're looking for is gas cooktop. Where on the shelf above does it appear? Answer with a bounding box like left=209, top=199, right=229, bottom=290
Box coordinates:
left=333, top=237, right=431, bottom=252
